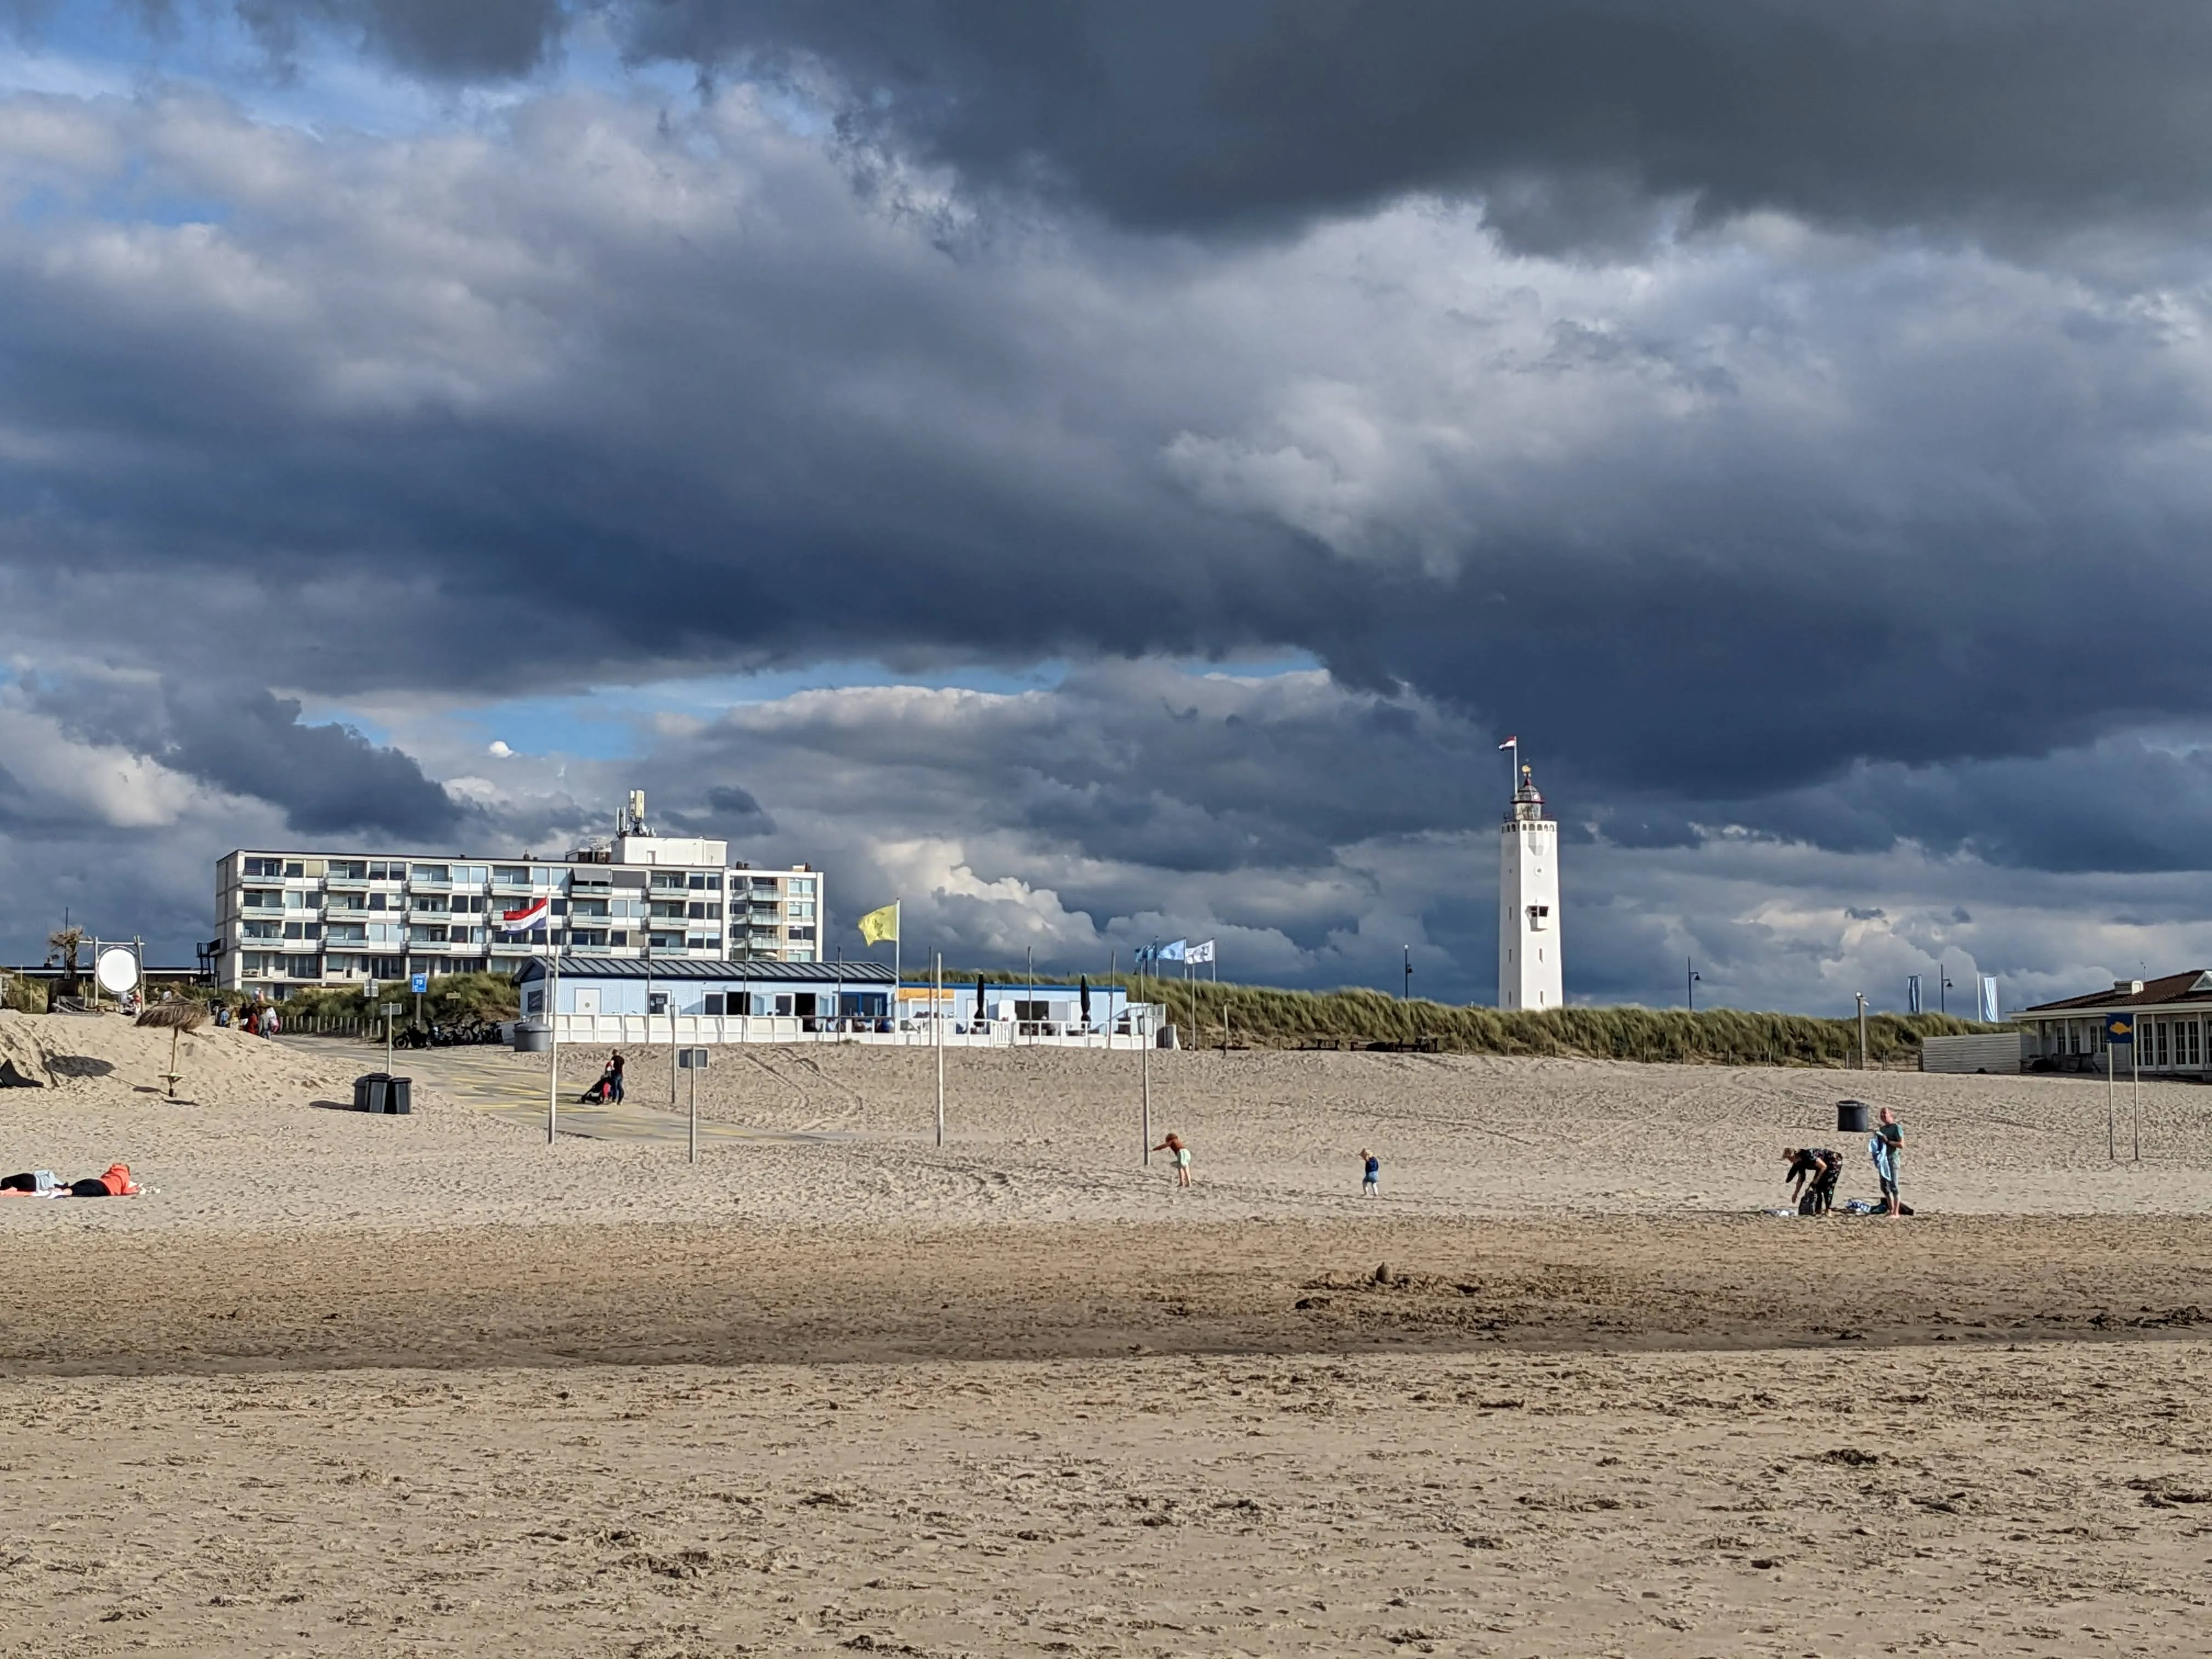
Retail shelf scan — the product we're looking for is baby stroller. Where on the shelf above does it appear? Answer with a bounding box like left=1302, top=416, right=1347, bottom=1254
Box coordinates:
left=580, top=1066, right=619, bottom=1104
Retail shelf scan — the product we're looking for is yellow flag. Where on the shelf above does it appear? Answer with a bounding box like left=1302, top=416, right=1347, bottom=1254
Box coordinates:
left=857, top=901, right=899, bottom=945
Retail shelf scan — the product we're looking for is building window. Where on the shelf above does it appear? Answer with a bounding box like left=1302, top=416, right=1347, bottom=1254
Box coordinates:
left=368, top=861, right=404, bottom=881
left=244, top=889, right=283, bottom=910
left=408, top=926, right=449, bottom=944
left=788, top=901, right=815, bottom=921
left=244, top=856, right=284, bottom=878
left=494, top=866, right=529, bottom=885
left=789, top=878, right=815, bottom=896
left=283, top=922, right=321, bottom=941
left=788, top=926, right=816, bottom=941
left=244, top=920, right=281, bottom=940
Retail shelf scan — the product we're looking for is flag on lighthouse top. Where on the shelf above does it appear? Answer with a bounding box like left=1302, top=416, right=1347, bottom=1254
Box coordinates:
left=499, top=898, right=550, bottom=933
left=1497, top=736, right=1517, bottom=749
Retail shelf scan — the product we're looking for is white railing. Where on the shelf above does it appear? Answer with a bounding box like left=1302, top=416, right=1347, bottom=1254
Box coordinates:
left=549, top=1014, right=1154, bottom=1047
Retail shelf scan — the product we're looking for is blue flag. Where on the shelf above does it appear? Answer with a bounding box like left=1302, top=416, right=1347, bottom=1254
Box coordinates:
left=1906, top=974, right=1922, bottom=1015
left=1158, top=939, right=1187, bottom=963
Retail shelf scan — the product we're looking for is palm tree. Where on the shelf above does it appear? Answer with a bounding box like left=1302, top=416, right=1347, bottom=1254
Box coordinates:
left=46, top=927, right=84, bottom=996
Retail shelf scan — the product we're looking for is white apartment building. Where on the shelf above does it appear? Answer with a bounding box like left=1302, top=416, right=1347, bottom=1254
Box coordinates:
left=211, top=793, right=826, bottom=994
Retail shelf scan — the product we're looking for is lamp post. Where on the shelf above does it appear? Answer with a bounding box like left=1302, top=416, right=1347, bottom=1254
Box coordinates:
left=1688, top=958, right=1701, bottom=1012
left=1402, top=945, right=1412, bottom=1001
left=1856, top=992, right=1869, bottom=1070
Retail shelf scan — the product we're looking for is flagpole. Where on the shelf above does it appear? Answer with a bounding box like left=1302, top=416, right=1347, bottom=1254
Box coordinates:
left=545, top=922, right=559, bottom=1146
left=934, top=948, right=944, bottom=1148
left=894, top=900, right=901, bottom=1045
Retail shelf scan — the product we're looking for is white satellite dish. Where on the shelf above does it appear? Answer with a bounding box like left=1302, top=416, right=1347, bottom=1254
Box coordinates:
left=94, top=946, right=140, bottom=996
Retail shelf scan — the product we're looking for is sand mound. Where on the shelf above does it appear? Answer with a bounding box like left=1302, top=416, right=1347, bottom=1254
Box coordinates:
left=0, top=1008, right=337, bottom=1093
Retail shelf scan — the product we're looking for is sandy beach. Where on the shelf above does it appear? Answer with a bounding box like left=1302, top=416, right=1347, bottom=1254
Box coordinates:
left=3, top=1011, right=2211, bottom=1654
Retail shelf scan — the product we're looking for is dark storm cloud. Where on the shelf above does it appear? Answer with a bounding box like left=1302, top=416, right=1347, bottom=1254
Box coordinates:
left=7, top=36, right=2212, bottom=1007
left=161, top=689, right=466, bottom=836
left=652, top=663, right=1499, bottom=877
left=174, top=0, right=567, bottom=80
left=72, top=3, right=2212, bottom=247
left=3, top=81, right=2210, bottom=830
left=36, top=679, right=465, bottom=838
left=612, top=0, right=2212, bottom=245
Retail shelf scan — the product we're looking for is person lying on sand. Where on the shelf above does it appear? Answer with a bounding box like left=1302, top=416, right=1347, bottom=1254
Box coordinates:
left=1, top=1164, right=138, bottom=1197
left=1153, top=1133, right=1193, bottom=1188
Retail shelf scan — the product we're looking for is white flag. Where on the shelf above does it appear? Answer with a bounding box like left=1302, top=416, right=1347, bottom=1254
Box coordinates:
left=1187, top=939, right=1215, bottom=964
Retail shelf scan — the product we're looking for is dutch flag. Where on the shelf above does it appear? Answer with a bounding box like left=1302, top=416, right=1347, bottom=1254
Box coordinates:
left=499, top=898, right=551, bottom=934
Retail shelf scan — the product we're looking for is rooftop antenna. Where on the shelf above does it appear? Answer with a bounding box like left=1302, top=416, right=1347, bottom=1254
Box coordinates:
left=623, top=788, right=652, bottom=836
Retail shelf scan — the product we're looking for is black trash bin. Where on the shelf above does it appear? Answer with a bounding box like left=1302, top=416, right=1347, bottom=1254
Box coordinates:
left=353, top=1073, right=410, bottom=1114
left=1837, top=1099, right=1870, bottom=1134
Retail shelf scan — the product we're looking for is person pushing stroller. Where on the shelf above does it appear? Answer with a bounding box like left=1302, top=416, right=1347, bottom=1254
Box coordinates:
left=583, top=1051, right=625, bottom=1104
left=1782, top=1146, right=1842, bottom=1215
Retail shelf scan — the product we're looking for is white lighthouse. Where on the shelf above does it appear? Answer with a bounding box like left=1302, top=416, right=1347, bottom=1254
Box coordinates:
left=1498, top=758, right=1562, bottom=1012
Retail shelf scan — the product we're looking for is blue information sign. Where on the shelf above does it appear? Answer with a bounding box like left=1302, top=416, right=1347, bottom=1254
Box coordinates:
left=410, top=972, right=429, bottom=994
left=2106, top=1014, right=2134, bottom=1045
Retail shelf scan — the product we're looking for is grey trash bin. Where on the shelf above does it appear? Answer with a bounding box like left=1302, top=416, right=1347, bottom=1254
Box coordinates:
left=1836, top=1099, right=1870, bottom=1134
left=352, top=1074, right=377, bottom=1113
left=384, top=1075, right=412, bottom=1115
left=1156, top=1023, right=1180, bottom=1049
left=512, top=1019, right=551, bottom=1054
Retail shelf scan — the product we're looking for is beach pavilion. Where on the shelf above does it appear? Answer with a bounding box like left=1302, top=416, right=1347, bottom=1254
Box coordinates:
left=2015, top=970, right=2212, bottom=1076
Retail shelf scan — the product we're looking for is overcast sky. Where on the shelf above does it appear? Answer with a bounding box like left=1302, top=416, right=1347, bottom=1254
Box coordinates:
left=3, top=2, right=2210, bottom=1012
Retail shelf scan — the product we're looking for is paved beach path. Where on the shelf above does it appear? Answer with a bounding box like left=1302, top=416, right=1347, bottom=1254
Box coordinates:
left=281, top=1035, right=840, bottom=1147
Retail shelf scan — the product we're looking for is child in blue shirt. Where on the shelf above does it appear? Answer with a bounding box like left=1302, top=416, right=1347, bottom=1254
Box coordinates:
left=1361, top=1150, right=1380, bottom=1198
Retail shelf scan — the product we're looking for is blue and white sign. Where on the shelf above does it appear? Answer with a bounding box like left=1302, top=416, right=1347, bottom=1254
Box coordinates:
left=410, top=972, right=428, bottom=994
